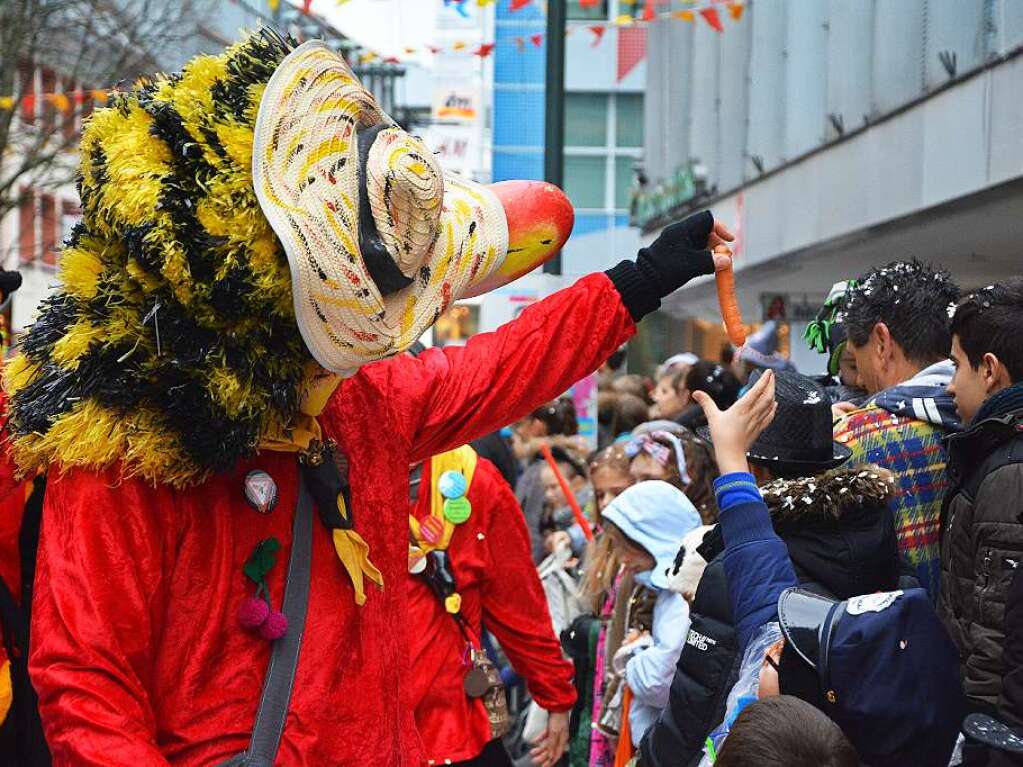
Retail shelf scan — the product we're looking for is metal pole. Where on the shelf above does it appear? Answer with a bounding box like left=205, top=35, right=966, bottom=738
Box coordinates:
left=543, top=0, right=566, bottom=275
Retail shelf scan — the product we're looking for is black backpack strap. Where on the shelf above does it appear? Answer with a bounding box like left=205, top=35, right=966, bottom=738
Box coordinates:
left=219, top=469, right=315, bottom=767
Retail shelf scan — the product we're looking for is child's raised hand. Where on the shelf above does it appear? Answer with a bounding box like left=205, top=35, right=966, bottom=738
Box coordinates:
left=692, top=370, right=777, bottom=475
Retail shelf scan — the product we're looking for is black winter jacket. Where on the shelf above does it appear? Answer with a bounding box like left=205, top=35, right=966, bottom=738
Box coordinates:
left=639, top=467, right=900, bottom=767
left=939, top=407, right=1023, bottom=713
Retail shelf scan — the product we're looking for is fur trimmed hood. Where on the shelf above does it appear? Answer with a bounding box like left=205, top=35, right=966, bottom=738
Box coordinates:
left=760, top=465, right=894, bottom=524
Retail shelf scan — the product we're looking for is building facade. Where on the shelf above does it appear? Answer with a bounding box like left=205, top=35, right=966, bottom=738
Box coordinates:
left=639, top=0, right=1023, bottom=373
left=492, top=0, right=647, bottom=279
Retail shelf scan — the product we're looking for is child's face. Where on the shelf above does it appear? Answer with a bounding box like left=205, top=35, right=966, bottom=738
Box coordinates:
left=606, top=525, right=656, bottom=576
left=630, top=452, right=670, bottom=484
left=650, top=375, right=688, bottom=419
left=591, top=466, right=634, bottom=512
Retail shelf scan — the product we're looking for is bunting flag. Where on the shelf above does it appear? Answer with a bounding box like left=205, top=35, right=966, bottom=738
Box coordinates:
left=700, top=7, right=724, bottom=32
left=268, top=0, right=279, bottom=10
left=579, top=0, right=600, bottom=6
left=643, top=0, right=656, bottom=22
left=509, top=0, right=532, bottom=10
left=474, top=43, right=495, bottom=57
left=302, top=0, right=312, bottom=13
left=673, top=10, right=695, bottom=21
left=477, top=0, right=495, bottom=5
left=0, top=89, right=112, bottom=112
left=530, top=33, right=544, bottom=47
left=589, top=25, right=607, bottom=46
left=728, top=2, right=745, bottom=20
left=617, top=26, right=647, bottom=82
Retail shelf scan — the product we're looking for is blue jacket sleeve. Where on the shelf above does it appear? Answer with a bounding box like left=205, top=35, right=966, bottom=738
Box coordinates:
left=715, top=473, right=799, bottom=652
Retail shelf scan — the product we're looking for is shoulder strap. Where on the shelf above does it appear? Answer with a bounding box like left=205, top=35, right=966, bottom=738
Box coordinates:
left=220, top=470, right=315, bottom=767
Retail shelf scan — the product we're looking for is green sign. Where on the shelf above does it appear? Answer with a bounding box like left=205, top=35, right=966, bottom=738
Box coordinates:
left=630, top=163, right=700, bottom=229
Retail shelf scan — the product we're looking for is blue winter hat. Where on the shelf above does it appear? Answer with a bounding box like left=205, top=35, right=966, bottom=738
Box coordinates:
left=601, top=480, right=701, bottom=589
left=777, top=587, right=964, bottom=767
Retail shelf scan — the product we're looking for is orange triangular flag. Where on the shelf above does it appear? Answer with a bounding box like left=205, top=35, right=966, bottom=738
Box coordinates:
left=728, top=2, right=745, bottom=20
left=672, top=10, right=694, bottom=21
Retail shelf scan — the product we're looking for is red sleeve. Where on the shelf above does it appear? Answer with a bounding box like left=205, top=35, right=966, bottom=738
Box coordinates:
left=347, top=273, right=634, bottom=463
left=476, top=460, right=577, bottom=712
left=30, top=468, right=174, bottom=766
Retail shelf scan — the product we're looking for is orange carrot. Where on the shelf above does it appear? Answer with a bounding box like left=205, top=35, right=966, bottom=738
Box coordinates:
left=714, top=246, right=746, bottom=347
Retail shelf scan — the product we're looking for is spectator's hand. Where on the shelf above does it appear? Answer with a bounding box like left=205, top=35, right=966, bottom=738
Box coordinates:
left=693, top=369, right=776, bottom=475
left=546, top=530, right=572, bottom=554
left=832, top=401, right=857, bottom=421
left=637, top=211, right=735, bottom=298
left=530, top=710, right=570, bottom=767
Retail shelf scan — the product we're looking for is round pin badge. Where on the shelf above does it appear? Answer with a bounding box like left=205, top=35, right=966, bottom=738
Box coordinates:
left=444, top=593, right=462, bottom=614
left=408, top=546, right=427, bottom=574
left=438, top=470, right=467, bottom=500
left=443, top=496, right=472, bottom=525
left=419, top=516, right=445, bottom=545
left=244, top=470, right=279, bottom=515
left=464, top=667, right=491, bottom=698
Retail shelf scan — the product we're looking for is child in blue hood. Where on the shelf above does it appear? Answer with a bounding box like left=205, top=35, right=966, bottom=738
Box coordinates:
left=600, top=480, right=702, bottom=748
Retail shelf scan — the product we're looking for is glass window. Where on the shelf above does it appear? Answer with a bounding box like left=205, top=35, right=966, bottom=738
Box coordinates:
left=615, top=93, right=644, bottom=147
left=565, top=93, right=608, bottom=147
left=568, top=0, right=609, bottom=20
left=614, top=155, right=638, bottom=210
left=564, top=155, right=607, bottom=209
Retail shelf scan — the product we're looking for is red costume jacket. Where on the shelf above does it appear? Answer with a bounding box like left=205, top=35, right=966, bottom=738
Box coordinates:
left=407, top=456, right=575, bottom=764
left=28, top=274, right=633, bottom=766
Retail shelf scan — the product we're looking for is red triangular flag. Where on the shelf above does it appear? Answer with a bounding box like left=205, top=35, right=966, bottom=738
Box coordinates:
left=302, top=0, right=313, bottom=13
left=700, top=7, right=724, bottom=32
left=384, top=56, right=401, bottom=64
left=588, top=25, right=606, bottom=46
left=728, top=2, right=744, bottom=21
left=530, top=33, right=544, bottom=47
left=617, top=26, right=647, bottom=82
left=427, top=45, right=442, bottom=54
left=642, top=0, right=655, bottom=22
left=474, top=43, right=495, bottom=57
left=510, top=0, right=531, bottom=10
left=579, top=0, right=599, bottom=5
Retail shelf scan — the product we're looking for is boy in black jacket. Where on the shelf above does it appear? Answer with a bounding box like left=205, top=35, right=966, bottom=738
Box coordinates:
left=943, top=279, right=1023, bottom=764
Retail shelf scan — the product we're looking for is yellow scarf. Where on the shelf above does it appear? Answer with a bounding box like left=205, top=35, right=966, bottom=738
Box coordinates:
left=409, top=445, right=478, bottom=554
left=260, top=365, right=383, bottom=605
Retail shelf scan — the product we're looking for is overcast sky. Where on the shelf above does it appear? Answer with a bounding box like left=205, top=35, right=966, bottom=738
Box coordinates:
left=312, top=0, right=438, bottom=58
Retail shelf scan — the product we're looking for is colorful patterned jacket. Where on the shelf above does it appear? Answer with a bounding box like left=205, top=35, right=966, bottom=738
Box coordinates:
left=833, top=361, right=961, bottom=599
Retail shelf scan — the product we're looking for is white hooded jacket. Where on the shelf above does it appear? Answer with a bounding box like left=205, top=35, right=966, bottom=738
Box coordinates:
left=602, top=481, right=703, bottom=745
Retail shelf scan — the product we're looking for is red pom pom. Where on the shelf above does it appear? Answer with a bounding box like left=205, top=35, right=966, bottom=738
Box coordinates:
left=238, top=596, right=270, bottom=629
left=259, top=610, right=288, bottom=640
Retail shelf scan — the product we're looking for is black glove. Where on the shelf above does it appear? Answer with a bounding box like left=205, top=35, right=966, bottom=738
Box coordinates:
left=606, top=211, right=717, bottom=322
left=0, top=269, right=22, bottom=303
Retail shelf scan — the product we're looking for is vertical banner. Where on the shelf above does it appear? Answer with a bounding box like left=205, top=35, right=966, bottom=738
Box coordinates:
left=570, top=373, right=599, bottom=451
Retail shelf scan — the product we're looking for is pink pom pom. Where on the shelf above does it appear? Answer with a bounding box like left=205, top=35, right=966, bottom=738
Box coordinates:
left=238, top=596, right=270, bottom=629
left=259, top=610, right=289, bottom=640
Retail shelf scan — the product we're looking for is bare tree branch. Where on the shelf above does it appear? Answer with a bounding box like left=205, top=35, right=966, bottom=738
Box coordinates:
left=0, top=0, right=217, bottom=223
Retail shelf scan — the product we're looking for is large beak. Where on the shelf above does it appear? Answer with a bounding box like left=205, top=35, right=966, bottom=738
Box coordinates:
left=462, top=180, right=575, bottom=298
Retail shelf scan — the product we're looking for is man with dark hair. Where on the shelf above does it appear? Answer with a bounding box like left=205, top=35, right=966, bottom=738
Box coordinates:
left=942, top=278, right=1023, bottom=763
left=833, top=260, right=962, bottom=598
left=715, top=696, right=859, bottom=767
